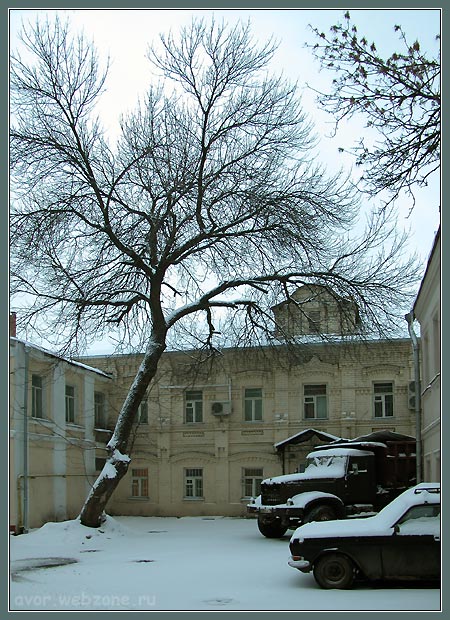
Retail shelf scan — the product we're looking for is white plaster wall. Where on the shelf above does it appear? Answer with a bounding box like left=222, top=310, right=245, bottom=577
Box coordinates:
left=52, top=362, right=67, bottom=521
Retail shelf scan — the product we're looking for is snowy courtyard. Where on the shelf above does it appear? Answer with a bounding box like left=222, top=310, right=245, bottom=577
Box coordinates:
left=9, top=515, right=440, bottom=612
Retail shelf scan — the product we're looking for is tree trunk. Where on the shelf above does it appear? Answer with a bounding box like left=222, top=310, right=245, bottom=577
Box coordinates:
left=79, top=338, right=166, bottom=527
left=79, top=451, right=131, bottom=527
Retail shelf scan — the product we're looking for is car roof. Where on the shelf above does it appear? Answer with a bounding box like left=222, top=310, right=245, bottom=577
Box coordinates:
left=374, top=483, right=440, bottom=522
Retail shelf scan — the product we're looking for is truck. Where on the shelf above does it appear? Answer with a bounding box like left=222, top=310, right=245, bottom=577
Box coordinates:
left=247, top=430, right=417, bottom=538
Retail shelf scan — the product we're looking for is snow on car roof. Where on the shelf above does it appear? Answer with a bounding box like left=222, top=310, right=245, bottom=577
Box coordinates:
left=398, top=516, right=440, bottom=536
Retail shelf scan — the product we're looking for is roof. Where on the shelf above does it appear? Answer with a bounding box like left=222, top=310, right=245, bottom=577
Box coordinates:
left=314, top=430, right=416, bottom=452
left=10, top=337, right=112, bottom=379
left=349, top=430, right=415, bottom=443
left=274, top=428, right=343, bottom=451
left=413, top=225, right=441, bottom=313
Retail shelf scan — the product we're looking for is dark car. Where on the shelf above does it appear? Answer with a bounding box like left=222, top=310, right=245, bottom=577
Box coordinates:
left=288, top=483, right=440, bottom=589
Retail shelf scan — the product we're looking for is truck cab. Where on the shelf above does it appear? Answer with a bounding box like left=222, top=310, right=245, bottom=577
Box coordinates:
left=248, top=432, right=416, bottom=538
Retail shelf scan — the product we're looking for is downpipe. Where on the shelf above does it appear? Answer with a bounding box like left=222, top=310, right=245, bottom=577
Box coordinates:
left=405, top=311, right=422, bottom=483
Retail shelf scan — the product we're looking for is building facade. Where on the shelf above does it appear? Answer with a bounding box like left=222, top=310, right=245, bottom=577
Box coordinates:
left=9, top=283, right=422, bottom=528
left=9, top=335, right=112, bottom=532
left=83, top=337, right=417, bottom=519
left=413, top=227, right=441, bottom=482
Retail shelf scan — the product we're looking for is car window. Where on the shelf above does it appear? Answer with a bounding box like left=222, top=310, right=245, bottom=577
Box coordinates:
left=395, top=504, right=440, bottom=536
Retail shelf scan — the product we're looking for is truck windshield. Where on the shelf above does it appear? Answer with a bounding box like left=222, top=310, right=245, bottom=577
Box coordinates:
left=304, top=454, right=347, bottom=477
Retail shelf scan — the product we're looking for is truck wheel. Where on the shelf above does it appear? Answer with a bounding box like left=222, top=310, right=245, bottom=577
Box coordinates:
left=257, top=517, right=288, bottom=538
left=304, top=504, right=337, bottom=523
left=313, top=553, right=355, bottom=589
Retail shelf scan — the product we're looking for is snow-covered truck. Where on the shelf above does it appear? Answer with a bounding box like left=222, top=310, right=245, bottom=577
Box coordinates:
left=247, top=430, right=417, bottom=538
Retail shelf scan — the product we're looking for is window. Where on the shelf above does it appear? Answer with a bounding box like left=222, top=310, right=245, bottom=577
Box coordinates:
left=184, top=468, right=203, bottom=499
left=243, top=468, right=263, bottom=498
left=307, top=309, right=321, bottom=332
left=185, top=390, right=203, bottom=423
left=139, top=399, right=148, bottom=424
left=421, top=332, right=430, bottom=384
left=397, top=504, right=440, bottom=524
left=65, top=385, right=76, bottom=423
left=244, top=388, right=263, bottom=422
left=432, top=312, right=440, bottom=376
left=94, top=391, right=106, bottom=428
left=95, top=457, right=106, bottom=471
left=396, top=504, right=440, bottom=536
left=131, top=468, right=149, bottom=498
left=31, top=374, right=44, bottom=418
left=374, top=382, right=394, bottom=418
left=304, top=384, right=327, bottom=419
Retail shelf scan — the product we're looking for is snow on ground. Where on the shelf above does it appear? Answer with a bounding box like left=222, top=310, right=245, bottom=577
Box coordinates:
left=9, top=515, right=441, bottom=611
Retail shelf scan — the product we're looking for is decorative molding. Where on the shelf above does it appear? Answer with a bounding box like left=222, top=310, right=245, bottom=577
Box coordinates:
left=170, top=451, right=216, bottom=463
left=228, top=451, right=278, bottom=462
left=421, top=418, right=440, bottom=437
left=292, top=355, right=337, bottom=378
left=362, top=364, right=403, bottom=377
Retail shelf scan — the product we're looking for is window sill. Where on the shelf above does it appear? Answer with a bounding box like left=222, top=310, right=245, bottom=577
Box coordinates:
left=128, top=496, right=150, bottom=501
left=30, top=417, right=54, bottom=425
left=183, top=497, right=204, bottom=501
left=303, top=418, right=328, bottom=422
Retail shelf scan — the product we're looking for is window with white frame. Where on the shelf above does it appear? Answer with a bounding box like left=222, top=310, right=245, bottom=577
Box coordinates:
left=432, top=312, right=440, bottom=377
left=421, top=331, right=430, bottom=384
left=139, top=399, right=148, bottom=424
left=184, top=468, right=203, bottom=499
left=244, top=388, right=263, bottom=422
left=131, top=468, right=149, bottom=498
left=65, top=384, right=76, bottom=423
left=31, top=374, right=44, bottom=418
left=242, top=468, right=263, bottom=498
left=373, top=382, right=394, bottom=418
left=185, top=390, right=203, bottom=423
left=94, top=391, right=106, bottom=428
left=303, top=384, right=327, bottom=419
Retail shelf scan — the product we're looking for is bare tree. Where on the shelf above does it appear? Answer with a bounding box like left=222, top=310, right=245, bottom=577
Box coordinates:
left=10, top=17, right=420, bottom=527
left=306, top=11, right=440, bottom=208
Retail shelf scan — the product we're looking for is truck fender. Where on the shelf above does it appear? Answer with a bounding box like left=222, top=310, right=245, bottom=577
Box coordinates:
left=248, top=494, right=262, bottom=507
left=288, top=491, right=345, bottom=520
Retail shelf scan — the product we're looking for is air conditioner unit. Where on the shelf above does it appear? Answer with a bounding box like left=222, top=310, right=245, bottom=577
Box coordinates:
left=408, top=380, right=420, bottom=410
left=211, top=401, right=231, bottom=416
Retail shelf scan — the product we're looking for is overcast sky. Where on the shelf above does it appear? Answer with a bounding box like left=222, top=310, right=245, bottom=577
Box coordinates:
left=9, top=8, right=441, bottom=353
left=10, top=7, right=441, bottom=253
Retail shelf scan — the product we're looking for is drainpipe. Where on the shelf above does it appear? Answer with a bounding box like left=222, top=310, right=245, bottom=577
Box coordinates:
left=404, top=312, right=422, bottom=483
left=23, top=346, right=30, bottom=533
left=16, top=477, right=23, bottom=533
left=281, top=448, right=285, bottom=475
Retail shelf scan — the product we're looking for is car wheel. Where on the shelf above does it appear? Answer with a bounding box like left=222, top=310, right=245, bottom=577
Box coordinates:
left=304, top=504, right=337, bottom=523
left=257, top=517, right=288, bottom=538
left=313, top=553, right=355, bottom=589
